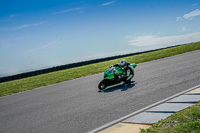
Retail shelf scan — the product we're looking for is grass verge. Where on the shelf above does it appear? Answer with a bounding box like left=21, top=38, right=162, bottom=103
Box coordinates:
left=0, top=42, right=200, bottom=97
left=140, top=101, right=200, bottom=133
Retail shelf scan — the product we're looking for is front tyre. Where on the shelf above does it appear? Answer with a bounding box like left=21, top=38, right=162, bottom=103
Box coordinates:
left=124, top=68, right=134, bottom=84
left=98, top=80, right=107, bottom=90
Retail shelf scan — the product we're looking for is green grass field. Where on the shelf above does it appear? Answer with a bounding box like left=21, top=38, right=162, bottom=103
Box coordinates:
left=0, top=42, right=200, bottom=97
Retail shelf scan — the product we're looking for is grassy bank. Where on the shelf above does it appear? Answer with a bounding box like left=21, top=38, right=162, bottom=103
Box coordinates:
left=140, top=101, right=200, bottom=133
left=0, top=42, right=200, bottom=97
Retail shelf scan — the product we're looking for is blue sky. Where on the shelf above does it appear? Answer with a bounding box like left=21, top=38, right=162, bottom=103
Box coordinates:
left=0, top=0, right=200, bottom=76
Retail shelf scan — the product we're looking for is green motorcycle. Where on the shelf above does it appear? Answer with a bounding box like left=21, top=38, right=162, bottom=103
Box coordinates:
left=98, top=63, right=137, bottom=90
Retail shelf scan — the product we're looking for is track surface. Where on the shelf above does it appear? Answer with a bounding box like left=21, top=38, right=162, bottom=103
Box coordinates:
left=0, top=50, right=200, bottom=133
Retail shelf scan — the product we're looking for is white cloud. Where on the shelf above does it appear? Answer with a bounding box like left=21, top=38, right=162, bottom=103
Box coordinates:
left=192, top=3, right=198, bottom=6
left=127, top=32, right=200, bottom=47
left=14, top=35, right=29, bottom=40
left=176, top=17, right=181, bottom=21
left=14, top=21, right=46, bottom=30
left=54, top=8, right=81, bottom=14
left=9, top=14, right=18, bottom=18
left=24, top=40, right=62, bottom=54
left=181, top=27, right=186, bottom=32
left=102, top=1, right=115, bottom=6
left=15, top=24, right=29, bottom=30
left=32, top=21, right=46, bottom=26
left=183, top=9, right=200, bottom=20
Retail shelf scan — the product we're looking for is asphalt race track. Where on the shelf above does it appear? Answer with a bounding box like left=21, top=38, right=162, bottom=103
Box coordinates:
left=0, top=50, right=200, bottom=133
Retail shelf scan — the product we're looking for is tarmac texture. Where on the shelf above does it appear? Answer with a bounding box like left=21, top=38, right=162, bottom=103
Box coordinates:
left=0, top=50, right=200, bottom=133
left=98, top=87, right=200, bottom=133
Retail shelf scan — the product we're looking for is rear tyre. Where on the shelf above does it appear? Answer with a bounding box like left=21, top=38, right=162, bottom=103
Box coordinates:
left=98, top=80, right=107, bottom=90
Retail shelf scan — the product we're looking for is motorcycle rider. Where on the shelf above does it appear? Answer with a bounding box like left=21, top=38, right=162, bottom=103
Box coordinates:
left=113, top=59, right=134, bottom=84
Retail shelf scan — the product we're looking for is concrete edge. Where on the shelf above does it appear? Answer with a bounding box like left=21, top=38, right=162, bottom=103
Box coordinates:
left=121, top=122, right=153, bottom=126
left=88, top=84, right=200, bottom=133
left=98, top=122, right=151, bottom=133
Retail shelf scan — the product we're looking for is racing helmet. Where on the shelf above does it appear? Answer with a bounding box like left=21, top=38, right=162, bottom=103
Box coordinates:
left=120, top=59, right=127, bottom=68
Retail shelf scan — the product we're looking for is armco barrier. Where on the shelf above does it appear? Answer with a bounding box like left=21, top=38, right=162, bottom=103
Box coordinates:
left=0, top=43, right=189, bottom=83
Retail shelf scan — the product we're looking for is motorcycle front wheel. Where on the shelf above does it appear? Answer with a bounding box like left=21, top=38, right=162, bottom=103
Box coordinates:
left=98, top=80, right=107, bottom=90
